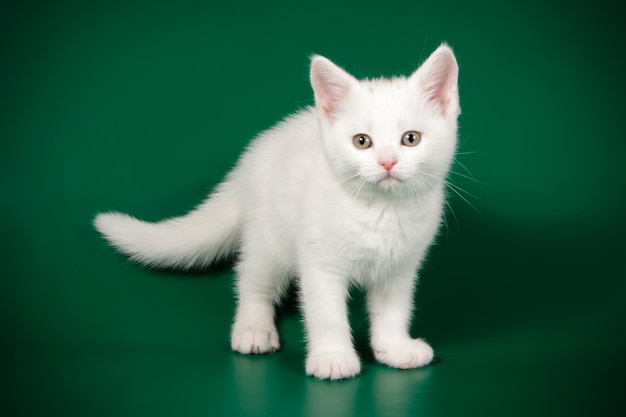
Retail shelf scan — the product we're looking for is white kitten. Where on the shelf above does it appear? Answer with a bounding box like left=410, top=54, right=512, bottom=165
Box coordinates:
left=94, top=44, right=460, bottom=380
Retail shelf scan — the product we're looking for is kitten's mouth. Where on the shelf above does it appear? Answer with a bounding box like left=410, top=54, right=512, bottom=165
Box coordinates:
left=378, top=174, right=401, bottom=187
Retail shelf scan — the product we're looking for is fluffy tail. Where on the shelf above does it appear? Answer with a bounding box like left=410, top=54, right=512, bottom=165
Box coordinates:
left=94, top=180, right=241, bottom=269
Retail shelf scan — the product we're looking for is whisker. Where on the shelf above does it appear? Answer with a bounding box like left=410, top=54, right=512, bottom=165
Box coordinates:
left=349, top=179, right=360, bottom=199
left=448, top=170, right=489, bottom=185
left=443, top=199, right=457, bottom=234
left=455, top=150, right=489, bottom=156
left=445, top=180, right=483, bottom=202
left=341, top=172, right=361, bottom=183
left=415, top=166, right=482, bottom=214
left=406, top=176, right=419, bottom=199
left=353, top=178, right=368, bottom=199
left=410, top=176, right=428, bottom=200
left=458, top=134, right=472, bottom=149
left=453, top=159, right=475, bottom=178
left=416, top=169, right=440, bottom=181
left=446, top=183, right=480, bottom=213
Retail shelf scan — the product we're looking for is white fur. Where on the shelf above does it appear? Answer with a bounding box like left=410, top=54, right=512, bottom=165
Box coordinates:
left=94, top=44, right=460, bottom=380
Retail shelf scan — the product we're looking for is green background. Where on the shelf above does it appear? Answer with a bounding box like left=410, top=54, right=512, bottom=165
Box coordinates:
left=2, top=0, right=625, bottom=416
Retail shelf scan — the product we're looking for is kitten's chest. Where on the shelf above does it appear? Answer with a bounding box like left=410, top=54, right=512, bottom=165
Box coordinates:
left=351, top=204, right=411, bottom=252
left=306, top=196, right=442, bottom=279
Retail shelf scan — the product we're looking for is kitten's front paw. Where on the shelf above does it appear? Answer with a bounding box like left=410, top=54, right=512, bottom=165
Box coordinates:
left=306, top=351, right=361, bottom=380
left=231, top=326, right=280, bottom=354
left=374, top=338, right=434, bottom=369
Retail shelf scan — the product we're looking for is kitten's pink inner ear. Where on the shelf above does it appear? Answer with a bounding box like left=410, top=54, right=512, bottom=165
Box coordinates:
left=413, top=45, right=460, bottom=117
left=310, top=56, right=355, bottom=121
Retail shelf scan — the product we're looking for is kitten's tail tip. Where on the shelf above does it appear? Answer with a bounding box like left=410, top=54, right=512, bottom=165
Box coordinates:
left=93, top=211, right=135, bottom=238
left=92, top=211, right=166, bottom=267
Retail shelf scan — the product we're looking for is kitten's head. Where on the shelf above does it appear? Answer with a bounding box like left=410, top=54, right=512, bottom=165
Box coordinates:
left=310, top=44, right=460, bottom=199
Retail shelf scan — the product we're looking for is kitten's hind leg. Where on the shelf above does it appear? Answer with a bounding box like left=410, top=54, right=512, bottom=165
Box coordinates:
left=231, top=248, right=289, bottom=355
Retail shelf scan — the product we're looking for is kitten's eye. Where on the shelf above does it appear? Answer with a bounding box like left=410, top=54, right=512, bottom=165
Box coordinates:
left=353, top=134, right=373, bottom=149
left=401, top=131, right=422, bottom=147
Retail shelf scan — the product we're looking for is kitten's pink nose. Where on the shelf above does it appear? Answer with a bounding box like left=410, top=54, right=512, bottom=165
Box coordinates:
left=379, top=159, right=397, bottom=172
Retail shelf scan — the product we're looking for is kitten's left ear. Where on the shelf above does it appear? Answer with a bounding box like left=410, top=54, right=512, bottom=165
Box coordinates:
left=310, top=55, right=358, bottom=121
left=411, top=44, right=460, bottom=118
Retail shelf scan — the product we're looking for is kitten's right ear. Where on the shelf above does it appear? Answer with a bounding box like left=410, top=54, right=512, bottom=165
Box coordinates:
left=310, top=55, right=358, bottom=121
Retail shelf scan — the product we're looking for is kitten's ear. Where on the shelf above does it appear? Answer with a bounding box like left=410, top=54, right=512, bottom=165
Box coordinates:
left=411, top=44, right=460, bottom=117
left=310, top=55, right=358, bottom=121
